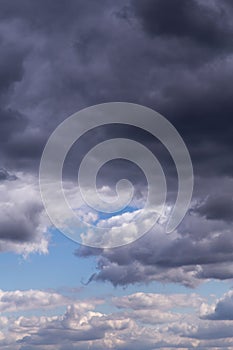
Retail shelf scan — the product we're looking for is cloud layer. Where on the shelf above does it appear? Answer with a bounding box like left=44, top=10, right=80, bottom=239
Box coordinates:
left=0, top=288, right=232, bottom=349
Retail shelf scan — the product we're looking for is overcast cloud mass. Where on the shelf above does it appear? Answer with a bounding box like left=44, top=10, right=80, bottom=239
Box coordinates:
left=1, top=0, right=233, bottom=348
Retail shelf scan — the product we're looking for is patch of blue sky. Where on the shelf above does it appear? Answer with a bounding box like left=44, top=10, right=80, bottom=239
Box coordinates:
left=96, top=205, right=140, bottom=222
left=0, top=228, right=95, bottom=291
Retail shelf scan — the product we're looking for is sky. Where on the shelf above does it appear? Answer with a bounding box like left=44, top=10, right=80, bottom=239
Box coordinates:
left=1, top=0, right=233, bottom=348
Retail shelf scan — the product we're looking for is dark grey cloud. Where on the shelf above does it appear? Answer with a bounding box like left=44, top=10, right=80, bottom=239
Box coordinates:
left=0, top=36, right=27, bottom=95
left=132, top=0, right=233, bottom=48
left=0, top=108, right=27, bottom=143
left=193, top=194, right=233, bottom=222
left=0, top=22, right=30, bottom=169
left=0, top=0, right=232, bottom=180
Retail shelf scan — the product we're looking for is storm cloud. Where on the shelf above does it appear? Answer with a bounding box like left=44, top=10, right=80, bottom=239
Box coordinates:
left=0, top=0, right=232, bottom=176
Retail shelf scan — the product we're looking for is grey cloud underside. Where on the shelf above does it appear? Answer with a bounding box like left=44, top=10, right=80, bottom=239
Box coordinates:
left=193, top=194, right=233, bottom=223
left=203, top=291, right=233, bottom=321
left=0, top=172, right=47, bottom=252
left=76, top=240, right=233, bottom=288
left=0, top=168, right=17, bottom=181
left=0, top=202, right=42, bottom=242
left=0, top=0, right=233, bottom=281
left=76, top=180, right=233, bottom=287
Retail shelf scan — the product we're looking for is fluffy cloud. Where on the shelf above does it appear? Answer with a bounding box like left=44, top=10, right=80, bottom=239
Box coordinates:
left=0, top=289, right=232, bottom=349
left=113, top=292, right=203, bottom=311
left=0, top=289, right=68, bottom=313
